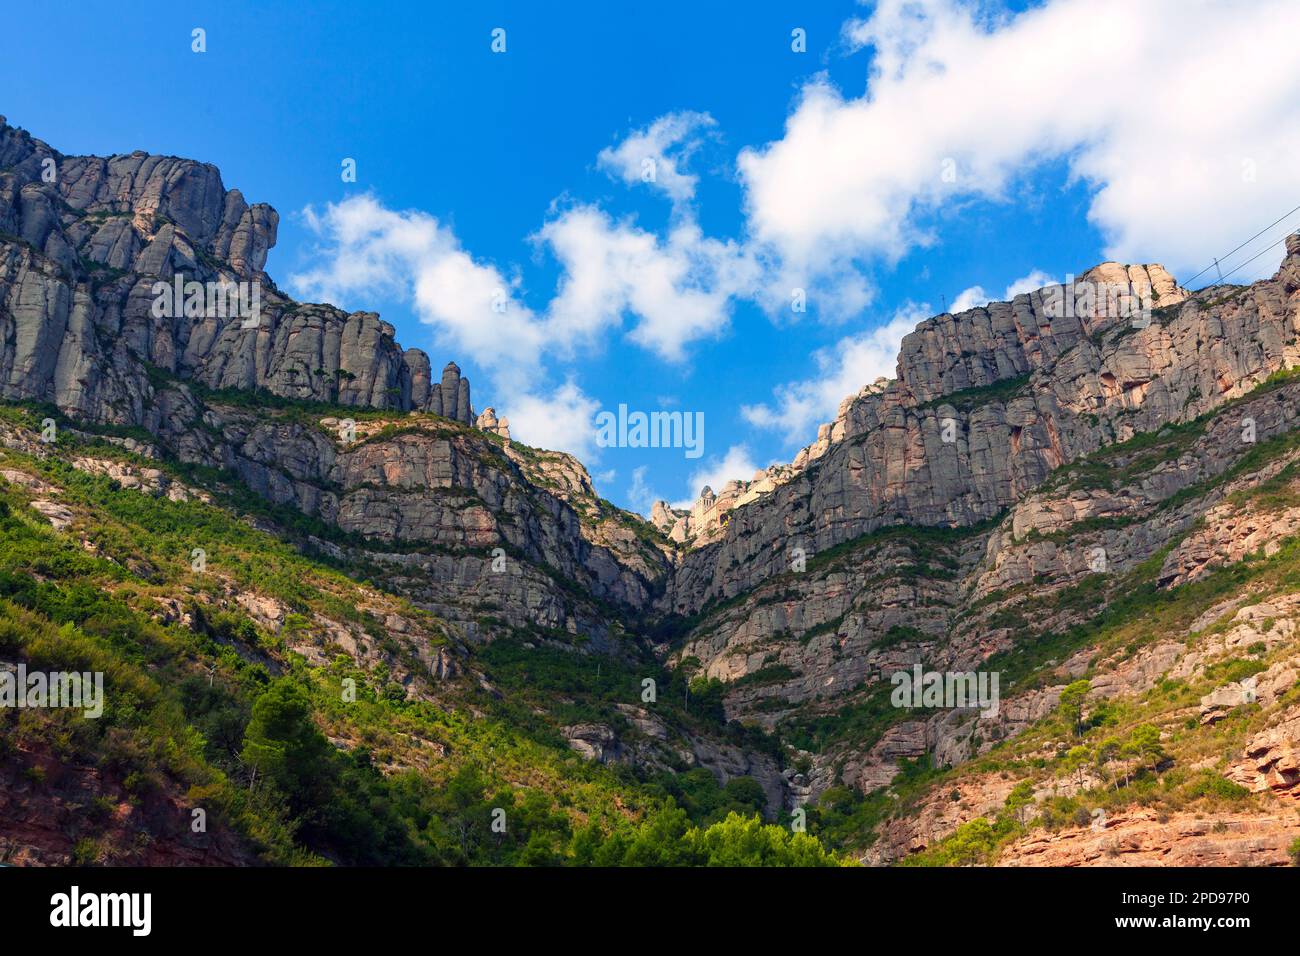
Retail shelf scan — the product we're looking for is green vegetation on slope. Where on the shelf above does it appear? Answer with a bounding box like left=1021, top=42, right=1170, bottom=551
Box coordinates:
left=0, top=407, right=844, bottom=866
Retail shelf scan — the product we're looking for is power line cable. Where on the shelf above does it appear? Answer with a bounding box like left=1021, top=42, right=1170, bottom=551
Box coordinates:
left=1183, top=203, right=1300, bottom=286
left=1193, top=230, right=1298, bottom=292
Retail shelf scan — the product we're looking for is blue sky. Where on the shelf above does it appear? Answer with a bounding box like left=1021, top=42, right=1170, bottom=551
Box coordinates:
left=6, top=0, right=1300, bottom=513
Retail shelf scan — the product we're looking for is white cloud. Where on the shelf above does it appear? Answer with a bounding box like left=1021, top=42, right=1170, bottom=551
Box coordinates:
left=948, top=285, right=990, bottom=315
left=539, top=204, right=760, bottom=362
left=597, top=111, right=716, bottom=205
left=740, top=0, right=1300, bottom=282
left=290, top=198, right=612, bottom=462
left=288, top=0, right=1300, bottom=481
left=950, top=269, right=1057, bottom=313
left=1003, top=269, right=1057, bottom=300
left=675, top=444, right=764, bottom=508
left=293, top=192, right=761, bottom=374
left=742, top=304, right=929, bottom=445
left=499, top=379, right=603, bottom=461
left=290, top=195, right=547, bottom=384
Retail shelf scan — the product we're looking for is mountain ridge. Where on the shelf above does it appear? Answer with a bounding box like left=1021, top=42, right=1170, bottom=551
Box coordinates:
left=3, top=117, right=1300, bottom=867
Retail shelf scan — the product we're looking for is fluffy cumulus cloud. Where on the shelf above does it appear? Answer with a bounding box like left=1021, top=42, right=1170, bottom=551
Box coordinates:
left=740, top=0, right=1300, bottom=281
left=539, top=205, right=760, bottom=362
left=290, top=197, right=616, bottom=457
left=496, top=379, right=604, bottom=462
left=290, top=195, right=546, bottom=380
left=292, top=0, right=1300, bottom=471
left=741, top=303, right=930, bottom=444
left=597, top=111, right=717, bottom=205
left=293, top=192, right=760, bottom=370
left=289, top=195, right=754, bottom=453
left=949, top=269, right=1057, bottom=314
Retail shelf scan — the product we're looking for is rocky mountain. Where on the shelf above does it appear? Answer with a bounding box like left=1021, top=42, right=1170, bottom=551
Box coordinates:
left=647, top=237, right=1300, bottom=864
left=0, top=115, right=481, bottom=423
left=0, top=116, right=677, bottom=648
left=2, top=116, right=1299, bottom=867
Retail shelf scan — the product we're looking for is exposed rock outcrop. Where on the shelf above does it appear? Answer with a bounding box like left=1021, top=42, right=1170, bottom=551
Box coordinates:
left=999, top=810, right=1300, bottom=866
left=7, top=120, right=1300, bottom=867
left=476, top=406, right=510, bottom=440
left=0, top=117, right=482, bottom=427
left=660, top=251, right=1298, bottom=616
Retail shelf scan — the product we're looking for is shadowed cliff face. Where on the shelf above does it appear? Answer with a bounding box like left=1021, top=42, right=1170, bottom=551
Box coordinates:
left=5, top=121, right=1300, bottom=867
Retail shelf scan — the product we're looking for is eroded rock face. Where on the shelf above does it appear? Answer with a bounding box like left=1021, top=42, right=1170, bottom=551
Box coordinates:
left=1229, top=712, right=1300, bottom=798
left=0, top=118, right=478, bottom=425
left=999, top=809, right=1300, bottom=866
left=665, top=371, right=1300, bottom=835
left=896, top=263, right=1185, bottom=404
left=660, top=251, right=1299, bottom=617
left=0, top=120, right=678, bottom=657
left=138, top=395, right=674, bottom=645
left=7, top=122, right=1300, bottom=861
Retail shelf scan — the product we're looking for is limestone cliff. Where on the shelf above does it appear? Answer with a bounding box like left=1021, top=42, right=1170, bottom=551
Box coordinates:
left=0, top=116, right=479, bottom=425
left=0, top=115, right=675, bottom=651
left=660, top=253, right=1298, bottom=616
left=5, top=118, right=1300, bottom=868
